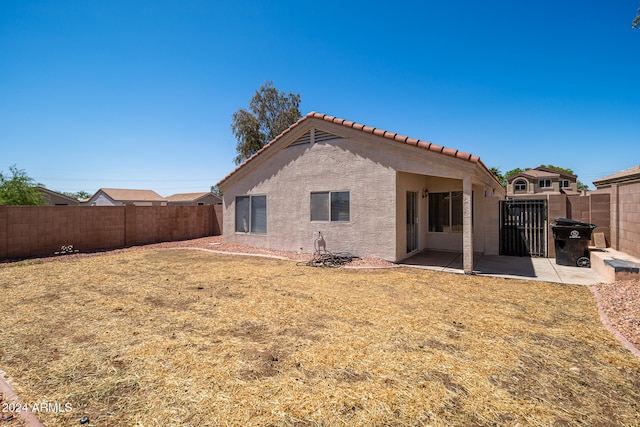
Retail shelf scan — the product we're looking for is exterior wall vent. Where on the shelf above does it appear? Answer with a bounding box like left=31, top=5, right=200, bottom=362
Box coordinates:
left=314, top=129, right=340, bottom=142
left=288, top=130, right=312, bottom=147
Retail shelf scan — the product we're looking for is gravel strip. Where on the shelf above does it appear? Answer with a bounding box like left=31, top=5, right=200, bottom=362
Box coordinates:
left=595, top=280, right=640, bottom=348
left=142, top=236, right=397, bottom=268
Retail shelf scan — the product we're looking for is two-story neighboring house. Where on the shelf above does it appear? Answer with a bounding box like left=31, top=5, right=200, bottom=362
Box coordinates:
left=506, top=166, right=579, bottom=198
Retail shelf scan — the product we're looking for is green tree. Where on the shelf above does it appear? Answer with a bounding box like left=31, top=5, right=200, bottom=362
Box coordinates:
left=0, top=165, right=45, bottom=205
left=74, top=190, right=92, bottom=200
left=539, top=164, right=574, bottom=175
left=633, top=5, right=639, bottom=29
left=504, top=167, right=528, bottom=182
left=576, top=181, right=589, bottom=191
left=489, top=166, right=506, bottom=187
left=231, top=81, right=302, bottom=165
left=62, top=190, right=91, bottom=200
left=210, top=185, right=223, bottom=197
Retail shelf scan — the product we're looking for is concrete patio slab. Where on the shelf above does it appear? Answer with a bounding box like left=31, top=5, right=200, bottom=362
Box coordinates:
left=400, top=251, right=606, bottom=285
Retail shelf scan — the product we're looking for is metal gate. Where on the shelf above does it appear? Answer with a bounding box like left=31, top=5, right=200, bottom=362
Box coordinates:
left=499, top=200, right=547, bottom=257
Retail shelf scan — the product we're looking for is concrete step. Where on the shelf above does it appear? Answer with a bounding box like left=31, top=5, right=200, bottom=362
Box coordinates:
left=590, top=247, right=640, bottom=283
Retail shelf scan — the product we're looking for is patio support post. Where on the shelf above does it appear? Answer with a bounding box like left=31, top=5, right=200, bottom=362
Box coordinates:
left=463, top=176, right=473, bottom=274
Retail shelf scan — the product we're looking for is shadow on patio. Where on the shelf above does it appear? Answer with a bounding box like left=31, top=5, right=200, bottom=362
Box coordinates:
left=400, top=250, right=535, bottom=278
left=399, top=250, right=604, bottom=285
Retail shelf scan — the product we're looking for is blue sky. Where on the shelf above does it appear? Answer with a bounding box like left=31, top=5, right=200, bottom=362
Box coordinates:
left=1, top=0, right=639, bottom=195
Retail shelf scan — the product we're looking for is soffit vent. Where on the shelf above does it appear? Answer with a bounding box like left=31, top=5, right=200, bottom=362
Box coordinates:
left=288, top=130, right=312, bottom=147
left=314, top=129, right=340, bottom=142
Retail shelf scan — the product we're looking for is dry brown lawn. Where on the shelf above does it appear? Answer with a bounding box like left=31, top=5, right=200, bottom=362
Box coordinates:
left=1, top=249, right=639, bottom=426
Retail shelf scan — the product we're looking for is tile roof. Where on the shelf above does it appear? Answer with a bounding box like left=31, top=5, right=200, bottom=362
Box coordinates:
left=98, top=188, right=166, bottom=202
left=508, top=166, right=577, bottom=182
left=219, top=112, right=488, bottom=187
left=593, top=165, right=640, bottom=186
left=166, top=192, right=218, bottom=202
left=535, top=166, right=576, bottom=178
left=512, top=169, right=559, bottom=179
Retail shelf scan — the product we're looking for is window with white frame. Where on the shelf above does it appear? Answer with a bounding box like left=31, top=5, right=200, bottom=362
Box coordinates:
left=538, top=179, right=552, bottom=188
left=310, top=191, right=350, bottom=222
left=235, top=195, right=267, bottom=234
left=560, top=179, right=570, bottom=188
left=514, top=180, right=527, bottom=192
left=428, top=191, right=468, bottom=233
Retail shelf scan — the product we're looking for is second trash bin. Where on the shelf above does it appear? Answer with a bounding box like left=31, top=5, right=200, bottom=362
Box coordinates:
left=551, top=218, right=597, bottom=268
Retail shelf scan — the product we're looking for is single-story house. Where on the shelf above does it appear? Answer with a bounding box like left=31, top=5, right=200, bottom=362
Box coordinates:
left=507, top=166, right=580, bottom=198
left=217, top=112, right=505, bottom=272
left=166, top=192, right=222, bottom=206
left=84, top=188, right=167, bottom=206
left=37, top=186, right=79, bottom=205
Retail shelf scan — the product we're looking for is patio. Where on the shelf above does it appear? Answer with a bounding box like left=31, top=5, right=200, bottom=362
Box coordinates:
left=400, top=251, right=605, bottom=285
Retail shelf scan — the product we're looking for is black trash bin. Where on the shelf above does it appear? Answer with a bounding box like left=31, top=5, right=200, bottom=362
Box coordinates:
left=551, top=218, right=597, bottom=267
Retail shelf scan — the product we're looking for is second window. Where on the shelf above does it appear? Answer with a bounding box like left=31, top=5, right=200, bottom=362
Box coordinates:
left=310, top=191, right=350, bottom=222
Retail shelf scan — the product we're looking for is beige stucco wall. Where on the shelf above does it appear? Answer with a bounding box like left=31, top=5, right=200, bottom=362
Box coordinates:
left=222, top=136, right=397, bottom=260
left=508, top=177, right=577, bottom=196
left=221, top=119, right=505, bottom=262
left=395, top=173, right=502, bottom=258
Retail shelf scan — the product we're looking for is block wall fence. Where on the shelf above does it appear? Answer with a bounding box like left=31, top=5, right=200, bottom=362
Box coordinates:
left=0, top=205, right=222, bottom=261
left=610, top=181, right=640, bottom=259
left=546, top=193, right=611, bottom=258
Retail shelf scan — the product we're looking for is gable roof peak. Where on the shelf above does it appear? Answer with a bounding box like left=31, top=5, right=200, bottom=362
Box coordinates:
left=218, top=112, right=492, bottom=188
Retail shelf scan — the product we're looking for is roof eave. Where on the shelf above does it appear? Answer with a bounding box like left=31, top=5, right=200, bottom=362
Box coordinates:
left=218, top=112, right=497, bottom=189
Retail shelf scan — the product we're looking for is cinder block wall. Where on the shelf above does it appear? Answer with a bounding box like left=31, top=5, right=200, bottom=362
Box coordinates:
left=615, top=181, right=640, bottom=259
left=213, top=204, right=223, bottom=235
left=0, top=205, right=220, bottom=261
left=545, top=193, right=611, bottom=258
left=566, top=194, right=611, bottom=245
left=587, top=193, right=611, bottom=246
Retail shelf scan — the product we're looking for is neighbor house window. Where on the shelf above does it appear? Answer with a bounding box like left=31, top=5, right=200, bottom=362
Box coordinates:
left=429, top=191, right=467, bottom=233
left=311, top=191, right=350, bottom=222
left=560, top=180, right=570, bottom=188
left=514, top=180, right=527, bottom=192
left=538, top=179, right=552, bottom=188
left=235, top=195, right=267, bottom=234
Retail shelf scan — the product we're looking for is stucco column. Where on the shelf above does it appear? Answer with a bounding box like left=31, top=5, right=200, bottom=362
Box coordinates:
left=463, top=176, right=473, bottom=274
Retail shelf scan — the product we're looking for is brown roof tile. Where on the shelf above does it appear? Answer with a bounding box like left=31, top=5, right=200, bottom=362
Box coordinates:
left=509, top=169, right=558, bottom=181
left=218, top=112, right=491, bottom=187
left=429, top=143, right=444, bottom=153
left=98, top=188, right=166, bottom=202
left=166, top=192, right=218, bottom=202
